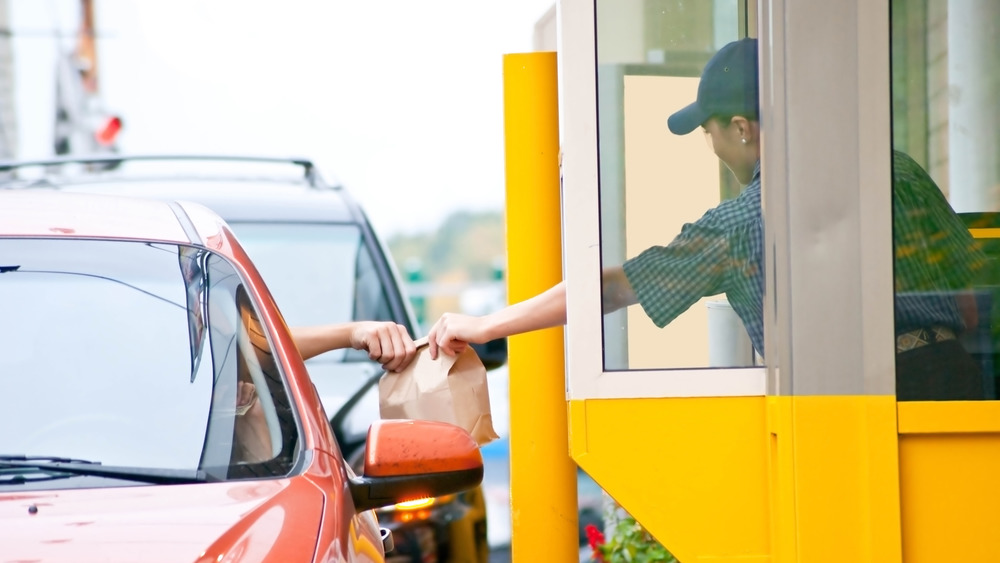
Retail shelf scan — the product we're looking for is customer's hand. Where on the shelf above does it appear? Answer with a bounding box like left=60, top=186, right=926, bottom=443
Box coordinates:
left=236, top=380, right=259, bottom=415
left=349, top=321, right=417, bottom=372
left=234, top=381, right=271, bottom=463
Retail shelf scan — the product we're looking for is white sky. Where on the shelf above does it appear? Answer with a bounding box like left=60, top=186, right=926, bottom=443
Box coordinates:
left=9, top=0, right=555, bottom=236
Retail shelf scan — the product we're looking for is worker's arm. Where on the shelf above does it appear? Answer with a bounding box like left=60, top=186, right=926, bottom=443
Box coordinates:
left=427, top=266, right=638, bottom=359
left=427, top=281, right=568, bottom=358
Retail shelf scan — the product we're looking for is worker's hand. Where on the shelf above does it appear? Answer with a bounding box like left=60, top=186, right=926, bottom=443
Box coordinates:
left=350, top=321, right=417, bottom=372
left=427, top=312, right=489, bottom=359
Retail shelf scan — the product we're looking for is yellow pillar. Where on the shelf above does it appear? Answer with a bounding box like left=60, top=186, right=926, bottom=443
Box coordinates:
left=502, top=51, right=579, bottom=562
left=769, top=396, right=903, bottom=563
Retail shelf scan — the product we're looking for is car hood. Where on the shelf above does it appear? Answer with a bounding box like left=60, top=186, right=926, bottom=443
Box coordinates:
left=0, top=477, right=324, bottom=563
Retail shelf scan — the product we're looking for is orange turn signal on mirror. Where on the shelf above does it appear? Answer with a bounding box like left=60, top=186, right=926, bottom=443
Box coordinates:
left=364, top=419, right=482, bottom=478
left=395, top=497, right=435, bottom=510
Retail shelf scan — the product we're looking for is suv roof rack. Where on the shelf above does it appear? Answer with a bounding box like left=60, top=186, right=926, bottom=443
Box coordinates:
left=0, top=154, right=326, bottom=187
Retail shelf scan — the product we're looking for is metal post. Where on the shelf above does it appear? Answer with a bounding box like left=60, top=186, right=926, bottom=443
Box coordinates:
left=0, top=0, right=18, bottom=160
left=502, top=51, right=579, bottom=562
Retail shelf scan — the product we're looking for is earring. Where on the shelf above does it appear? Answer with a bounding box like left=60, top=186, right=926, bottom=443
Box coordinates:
left=741, top=138, right=747, bottom=144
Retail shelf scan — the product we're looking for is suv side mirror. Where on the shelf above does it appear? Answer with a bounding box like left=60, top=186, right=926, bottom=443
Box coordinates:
left=470, top=337, right=507, bottom=371
left=349, top=419, right=484, bottom=512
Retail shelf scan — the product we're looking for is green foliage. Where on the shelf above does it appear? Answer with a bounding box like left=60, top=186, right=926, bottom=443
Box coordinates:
left=387, top=209, right=505, bottom=282
left=589, top=513, right=676, bottom=563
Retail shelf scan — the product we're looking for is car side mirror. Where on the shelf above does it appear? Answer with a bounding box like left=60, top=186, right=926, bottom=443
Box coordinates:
left=470, top=337, right=507, bottom=371
left=349, top=419, right=484, bottom=512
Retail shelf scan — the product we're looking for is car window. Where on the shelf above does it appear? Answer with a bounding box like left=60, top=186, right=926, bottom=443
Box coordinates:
left=0, top=239, right=298, bottom=484
left=229, top=223, right=395, bottom=362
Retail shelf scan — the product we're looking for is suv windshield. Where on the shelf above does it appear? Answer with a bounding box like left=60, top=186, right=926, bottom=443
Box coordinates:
left=0, top=239, right=298, bottom=486
left=229, top=222, right=396, bottom=363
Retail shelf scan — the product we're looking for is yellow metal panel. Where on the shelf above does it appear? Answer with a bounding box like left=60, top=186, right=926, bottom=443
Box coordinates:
left=569, top=396, right=771, bottom=562
left=767, top=397, right=796, bottom=563
left=571, top=395, right=903, bottom=562
left=897, top=402, right=1000, bottom=563
left=780, top=396, right=901, bottom=563
left=899, top=433, right=1000, bottom=562
left=898, top=401, right=1000, bottom=434
left=967, top=227, right=1000, bottom=239
left=698, top=558, right=771, bottom=562
left=503, top=51, right=579, bottom=563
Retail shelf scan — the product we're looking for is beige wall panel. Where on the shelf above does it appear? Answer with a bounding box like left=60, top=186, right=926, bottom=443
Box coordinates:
left=622, top=74, right=722, bottom=368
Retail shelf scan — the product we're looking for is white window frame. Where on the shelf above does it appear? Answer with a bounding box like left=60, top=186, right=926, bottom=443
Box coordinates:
left=558, top=0, right=765, bottom=400
left=557, top=0, right=896, bottom=400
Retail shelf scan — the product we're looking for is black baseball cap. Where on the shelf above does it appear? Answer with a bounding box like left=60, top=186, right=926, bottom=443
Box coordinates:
left=667, top=37, right=760, bottom=135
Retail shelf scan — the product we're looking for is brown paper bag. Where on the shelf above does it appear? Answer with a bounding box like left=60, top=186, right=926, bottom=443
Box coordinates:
left=378, top=337, right=499, bottom=446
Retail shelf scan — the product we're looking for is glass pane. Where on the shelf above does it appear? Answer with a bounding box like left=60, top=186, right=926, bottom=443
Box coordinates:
left=230, top=222, right=394, bottom=363
left=891, top=0, right=1000, bottom=400
left=596, top=0, right=760, bottom=371
left=229, top=222, right=396, bottom=409
left=0, top=240, right=297, bottom=483
left=230, top=223, right=366, bottom=331
left=202, top=254, right=299, bottom=478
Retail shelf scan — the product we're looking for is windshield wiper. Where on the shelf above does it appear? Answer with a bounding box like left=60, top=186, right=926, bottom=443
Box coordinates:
left=0, top=456, right=212, bottom=485
left=0, top=455, right=101, bottom=464
left=0, top=472, right=75, bottom=485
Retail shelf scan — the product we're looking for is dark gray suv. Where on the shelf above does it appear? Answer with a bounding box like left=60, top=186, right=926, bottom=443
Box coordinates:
left=0, top=155, right=490, bottom=563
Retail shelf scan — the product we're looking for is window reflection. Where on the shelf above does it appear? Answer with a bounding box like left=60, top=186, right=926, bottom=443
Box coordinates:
left=891, top=0, right=1000, bottom=400
left=201, top=254, right=298, bottom=478
left=596, top=0, right=758, bottom=371
left=0, top=239, right=298, bottom=480
left=178, top=246, right=208, bottom=383
left=229, top=223, right=396, bottom=363
left=891, top=151, right=987, bottom=400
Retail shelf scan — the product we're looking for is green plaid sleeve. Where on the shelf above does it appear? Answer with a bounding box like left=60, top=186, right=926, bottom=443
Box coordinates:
left=892, top=150, right=987, bottom=292
left=622, top=209, right=733, bottom=328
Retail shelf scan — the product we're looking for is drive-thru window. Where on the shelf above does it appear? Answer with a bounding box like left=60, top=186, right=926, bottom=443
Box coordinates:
left=532, top=1, right=1000, bottom=561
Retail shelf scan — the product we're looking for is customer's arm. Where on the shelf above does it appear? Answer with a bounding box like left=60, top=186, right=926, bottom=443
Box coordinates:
left=290, top=322, right=417, bottom=372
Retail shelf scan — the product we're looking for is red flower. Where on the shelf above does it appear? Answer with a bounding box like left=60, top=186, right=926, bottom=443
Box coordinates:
left=584, top=524, right=606, bottom=562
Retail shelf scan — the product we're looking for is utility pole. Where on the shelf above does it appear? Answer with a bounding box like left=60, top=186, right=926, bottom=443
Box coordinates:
left=0, top=0, right=18, bottom=160
left=54, top=0, right=121, bottom=159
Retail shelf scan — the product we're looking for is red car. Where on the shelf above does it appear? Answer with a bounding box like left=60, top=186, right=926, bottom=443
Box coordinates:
left=0, top=190, right=483, bottom=562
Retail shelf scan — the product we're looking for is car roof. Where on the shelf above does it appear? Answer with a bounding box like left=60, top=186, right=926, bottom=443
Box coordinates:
left=52, top=178, right=359, bottom=223
left=0, top=190, right=226, bottom=245
left=0, top=156, right=361, bottom=224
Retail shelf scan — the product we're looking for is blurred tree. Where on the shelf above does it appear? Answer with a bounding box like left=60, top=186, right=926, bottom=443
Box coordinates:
left=388, top=209, right=506, bottom=282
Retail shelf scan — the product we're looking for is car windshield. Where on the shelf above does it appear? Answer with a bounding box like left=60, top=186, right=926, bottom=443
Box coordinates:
left=228, top=223, right=395, bottom=363
left=0, top=239, right=298, bottom=487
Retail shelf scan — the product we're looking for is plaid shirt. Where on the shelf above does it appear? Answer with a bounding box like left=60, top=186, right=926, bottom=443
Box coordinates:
left=892, top=150, right=986, bottom=334
left=621, top=153, right=986, bottom=360
left=623, top=163, right=765, bottom=356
